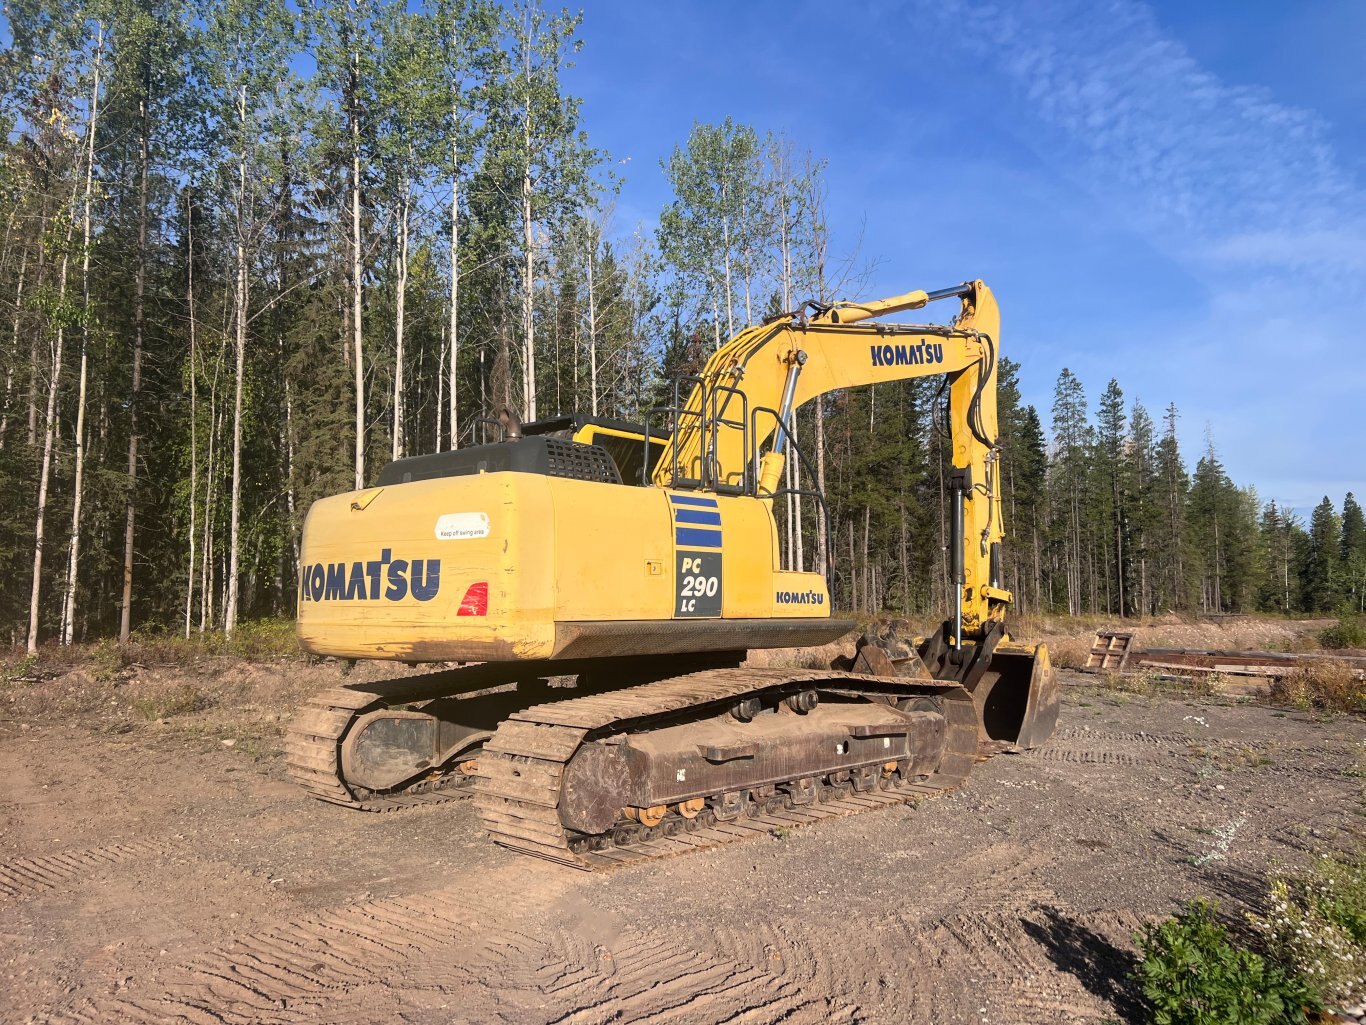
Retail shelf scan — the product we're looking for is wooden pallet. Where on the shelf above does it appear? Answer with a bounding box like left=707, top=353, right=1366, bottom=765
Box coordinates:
left=1083, top=630, right=1135, bottom=672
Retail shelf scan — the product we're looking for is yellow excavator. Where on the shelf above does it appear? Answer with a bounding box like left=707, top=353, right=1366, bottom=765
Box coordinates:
left=288, top=279, right=1058, bottom=868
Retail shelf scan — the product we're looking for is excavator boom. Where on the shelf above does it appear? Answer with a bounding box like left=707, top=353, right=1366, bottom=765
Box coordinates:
left=654, top=281, right=1006, bottom=640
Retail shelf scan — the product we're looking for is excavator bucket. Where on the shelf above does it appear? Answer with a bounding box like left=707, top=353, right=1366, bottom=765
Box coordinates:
left=970, top=641, right=1059, bottom=752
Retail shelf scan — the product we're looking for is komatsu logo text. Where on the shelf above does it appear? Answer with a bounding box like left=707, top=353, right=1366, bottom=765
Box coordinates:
left=299, top=550, right=441, bottom=603
left=870, top=342, right=944, bottom=367
left=776, top=589, right=825, bottom=606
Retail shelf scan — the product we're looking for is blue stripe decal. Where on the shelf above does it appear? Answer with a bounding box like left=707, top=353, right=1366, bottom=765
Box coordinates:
left=675, top=527, right=723, bottom=549
left=674, top=509, right=722, bottom=526
left=669, top=494, right=719, bottom=508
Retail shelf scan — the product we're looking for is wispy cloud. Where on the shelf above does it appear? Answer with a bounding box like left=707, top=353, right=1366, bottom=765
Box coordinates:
left=920, top=0, right=1365, bottom=280
left=902, top=0, right=1366, bottom=509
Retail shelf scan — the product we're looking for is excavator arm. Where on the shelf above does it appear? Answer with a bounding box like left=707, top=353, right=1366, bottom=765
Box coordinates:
left=653, top=280, right=1008, bottom=645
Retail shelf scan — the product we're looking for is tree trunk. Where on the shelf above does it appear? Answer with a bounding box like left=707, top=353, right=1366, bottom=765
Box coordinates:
left=1113, top=471, right=1125, bottom=616
left=814, top=399, right=827, bottom=577
left=436, top=326, right=445, bottom=449
left=62, top=27, right=103, bottom=644
left=392, top=184, right=410, bottom=460
left=448, top=129, right=460, bottom=449
left=26, top=242, right=45, bottom=448
left=201, top=365, right=220, bottom=632
left=721, top=208, right=734, bottom=338
left=119, top=72, right=151, bottom=645
left=184, top=191, right=197, bottom=638
left=519, top=28, right=537, bottom=421
left=350, top=47, right=365, bottom=489
left=1, top=246, right=27, bottom=449
left=283, top=370, right=300, bottom=573
left=862, top=505, right=872, bottom=613
left=226, top=92, right=249, bottom=636
left=28, top=185, right=79, bottom=652
left=586, top=224, right=598, bottom=417
left=521, top=128, right=536, bottom=419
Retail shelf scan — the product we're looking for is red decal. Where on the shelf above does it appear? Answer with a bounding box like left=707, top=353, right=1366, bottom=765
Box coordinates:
left=457, top=581, right=488, bottom=616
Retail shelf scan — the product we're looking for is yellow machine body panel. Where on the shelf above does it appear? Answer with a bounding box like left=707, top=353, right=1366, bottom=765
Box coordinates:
left=297, top=472, right=837, bottom=663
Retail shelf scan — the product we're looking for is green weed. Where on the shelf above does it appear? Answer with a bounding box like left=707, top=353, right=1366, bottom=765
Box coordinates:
left=129, top=683, right=213, bottom=720
left=1248, top=854, right=1366, bottom=1006
left=1134, top=898, right=1318, bottom=1025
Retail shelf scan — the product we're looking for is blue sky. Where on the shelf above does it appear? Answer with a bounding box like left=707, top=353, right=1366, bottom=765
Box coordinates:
left=566, top=0, right=1366, bottom=516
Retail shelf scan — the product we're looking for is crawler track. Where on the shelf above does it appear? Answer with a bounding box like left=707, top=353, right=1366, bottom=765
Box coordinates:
left=286, top=680, right=479, bottom=811
left=285, top=654, right=746, bottom=813
left=473, top=668, right=979, bottom=869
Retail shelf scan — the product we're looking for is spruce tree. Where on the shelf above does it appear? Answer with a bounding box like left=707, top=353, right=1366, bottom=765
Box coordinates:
left=1341, top=493, right=1366, bottom=614
left=1304, top=496, right=1342, bottom=612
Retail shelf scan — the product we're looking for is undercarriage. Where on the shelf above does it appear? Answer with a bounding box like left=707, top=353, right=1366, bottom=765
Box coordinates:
left=286, top=627, right=1057, bottom=869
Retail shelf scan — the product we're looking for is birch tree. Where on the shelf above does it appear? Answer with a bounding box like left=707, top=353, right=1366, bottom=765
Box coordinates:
left=374, top=5, right=444, bottom=460
left=205, top=0, right=298, bottom=633
left=429, top=0, right=497, bottom=449
left=307, top=0, right=377, bottom=488
left=498, top=2, right=599, bottom=421
left=658, top=119, right=763, bottom=348
left=60, top=19, right=104, bottom=645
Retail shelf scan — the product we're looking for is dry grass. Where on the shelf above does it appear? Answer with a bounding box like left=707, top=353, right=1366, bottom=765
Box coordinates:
left=1270, top=659, right=1366, bottom=714
left=1, top=619, right=303, bottom=687
left=1047, top=636, right=1090, bottom=671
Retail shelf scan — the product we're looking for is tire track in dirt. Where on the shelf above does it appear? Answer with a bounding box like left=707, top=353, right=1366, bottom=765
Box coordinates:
left=695, top=845, right=1065, bottom=1020
left=0, top=839, right=170, bottom=902
left=45, top=885, right=540, bottom=1025
left=1057, top=726, right=1188, bottom=745
left=536, top=930, right=857, bottom=1025
left=1028, top=725, right=1195, bottom=768
left=894, top=908, right=1145, bottom=1023
left=45, top=881, right=860, bottom=1025
left=1028, top=748, right=1152, bottom=766
left=707, top=908, right=1119, bottom=1023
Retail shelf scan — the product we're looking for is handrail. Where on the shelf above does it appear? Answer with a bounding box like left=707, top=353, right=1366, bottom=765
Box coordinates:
left=750, top=404, right=831, bottom=592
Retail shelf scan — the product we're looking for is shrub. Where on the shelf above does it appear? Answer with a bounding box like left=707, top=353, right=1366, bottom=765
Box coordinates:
left=1321, top=617, right=1366, bottom=650
left=1270, top=673, right=1311, bottom=711
left=1249, top=854, right=1366, bottom=1007
left=1135, top=898, right=1317, bottom=1025
left=1271, top=660, right=1365, bottom=714
left=1048, top=636, right=1089, bottom=671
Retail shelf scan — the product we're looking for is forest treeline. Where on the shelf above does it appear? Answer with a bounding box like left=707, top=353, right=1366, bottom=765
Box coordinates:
left=1, top=0, right=1362, bottom=650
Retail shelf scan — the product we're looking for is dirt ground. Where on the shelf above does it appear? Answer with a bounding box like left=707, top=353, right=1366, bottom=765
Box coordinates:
left=2, top=651, right=1364, bottom=1024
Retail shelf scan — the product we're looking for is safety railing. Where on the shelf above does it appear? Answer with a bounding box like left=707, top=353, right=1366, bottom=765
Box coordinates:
left=750, top=405, right=832, bottom=590
left=645, top=376, right=750, bottom=495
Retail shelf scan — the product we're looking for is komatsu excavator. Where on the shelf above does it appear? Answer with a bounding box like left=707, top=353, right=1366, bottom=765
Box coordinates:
left=288, top=279, right=1058, bottom=868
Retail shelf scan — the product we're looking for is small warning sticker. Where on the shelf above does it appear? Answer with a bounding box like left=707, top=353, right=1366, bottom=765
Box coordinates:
left=435, top=512, right=490, bottom=541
